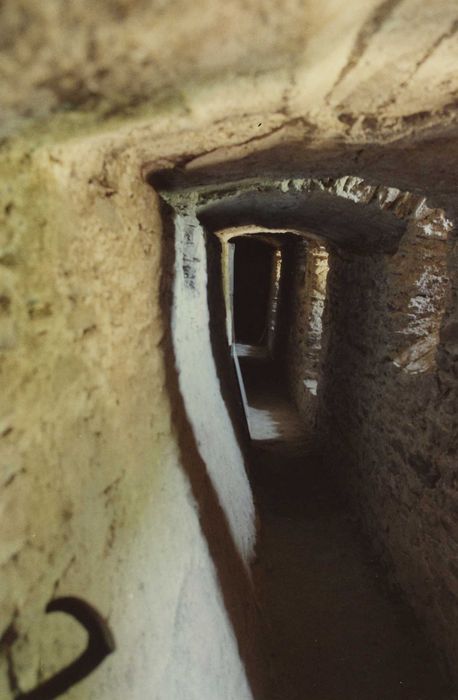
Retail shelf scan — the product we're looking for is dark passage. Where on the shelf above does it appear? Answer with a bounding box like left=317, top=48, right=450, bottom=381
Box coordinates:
left=233, top=237, right=274, bottom=344
left=238, top=350, right=452, bottom=700
left=230, top=234, right=454, bottom=700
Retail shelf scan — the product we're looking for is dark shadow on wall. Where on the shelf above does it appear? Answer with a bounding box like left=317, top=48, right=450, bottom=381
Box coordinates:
left=436, top=220, right=458, bottom=467
left=316, top=245, right=457, bottom=685
left=316, top=249, right=389, bottom=473
left=233, top=237, right=273, bottom=345
left=157, top=198, right=265, bottom=700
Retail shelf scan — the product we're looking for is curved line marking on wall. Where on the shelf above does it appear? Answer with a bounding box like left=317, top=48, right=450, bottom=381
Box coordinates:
left=14, top=597, right=115, bottom=700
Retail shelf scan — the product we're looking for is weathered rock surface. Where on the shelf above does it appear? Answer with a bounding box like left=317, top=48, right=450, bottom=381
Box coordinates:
left=1, top=0, right=457, bottom=697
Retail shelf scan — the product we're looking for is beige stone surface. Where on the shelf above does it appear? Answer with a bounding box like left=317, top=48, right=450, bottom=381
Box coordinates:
left=1, top=0, right=457, bottom=152
left=0, top=134, right=258, bottom=698
left=1, top=0, right=458, bottom=697
left=287, top=240, right=328, bottom=424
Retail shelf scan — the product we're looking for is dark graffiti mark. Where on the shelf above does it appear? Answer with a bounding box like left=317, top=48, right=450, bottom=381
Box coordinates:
left=14, top=597, right=115, bottom=700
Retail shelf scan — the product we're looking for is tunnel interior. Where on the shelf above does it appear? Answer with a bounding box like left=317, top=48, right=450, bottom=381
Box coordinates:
left=151, top=169, right=457, bottom=700
left=230, top=230, right=329, bottom=440
left=3, top=5, right=458, bottom=700
left=232, top=237, right=275, bottom=347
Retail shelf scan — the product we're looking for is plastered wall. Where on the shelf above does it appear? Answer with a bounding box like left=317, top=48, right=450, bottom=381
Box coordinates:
left=171, top=211, right=255, bottom=566
left=0, top=135, right=258, bottom=699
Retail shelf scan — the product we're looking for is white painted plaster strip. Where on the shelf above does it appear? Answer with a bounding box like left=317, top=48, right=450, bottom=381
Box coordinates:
left=172, top=212, right=256, bottom=567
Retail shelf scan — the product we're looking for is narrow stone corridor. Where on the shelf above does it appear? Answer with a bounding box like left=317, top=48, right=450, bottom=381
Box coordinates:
left=238, top=347, right=453, bottom=700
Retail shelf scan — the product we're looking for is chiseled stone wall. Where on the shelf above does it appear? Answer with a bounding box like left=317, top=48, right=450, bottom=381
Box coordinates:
left=317, top=206, right=458, bottom=678
left=286, top=238, right=328, bottom=428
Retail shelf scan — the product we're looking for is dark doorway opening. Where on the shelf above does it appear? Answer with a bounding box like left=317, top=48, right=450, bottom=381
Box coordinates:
left=233, top=237, right=274, bottom=346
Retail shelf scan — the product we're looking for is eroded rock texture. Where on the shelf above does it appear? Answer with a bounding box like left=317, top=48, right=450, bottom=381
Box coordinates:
left=317, top=209, right=458, bottom=673
left=1, top=0, right=458, bottom=698
left=286, top=239, right=328, bottom=425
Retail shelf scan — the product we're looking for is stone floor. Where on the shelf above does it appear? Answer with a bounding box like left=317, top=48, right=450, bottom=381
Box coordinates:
left=237, top=347, right=455, bottom=700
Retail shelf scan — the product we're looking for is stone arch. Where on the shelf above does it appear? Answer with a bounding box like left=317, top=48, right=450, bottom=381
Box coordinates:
left=150, top=164, right=457, bottom=684
left=153, top=171, right=454, bottom=381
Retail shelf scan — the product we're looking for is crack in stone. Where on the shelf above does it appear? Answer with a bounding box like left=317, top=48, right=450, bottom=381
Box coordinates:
left=145, top=115, right=315, bottom=184
left=378, top=19, right=458, bottom=112
left=326, top=0, right=404, bottom=100
left=401, top=18, right=458, bottom=95
left=176, top=117, right=310, bottom=172
left=52, top=556, right=77, bottom=597
left=1, top=615, right=19, bottom=695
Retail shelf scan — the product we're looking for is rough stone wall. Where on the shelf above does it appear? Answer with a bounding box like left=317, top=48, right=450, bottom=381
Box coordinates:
left=286, top=238, right=328, bottom=426
left=2, top=0, right=458, bottom=159
left=1, top=0, right=458, bottom=695
left=0, top=136, right=258, bottom=699
left=317, top=209, right=458, bottom=678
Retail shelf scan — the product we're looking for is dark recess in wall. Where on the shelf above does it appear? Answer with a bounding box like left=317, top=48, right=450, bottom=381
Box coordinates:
left=233, top=237, right=273, bottom=344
